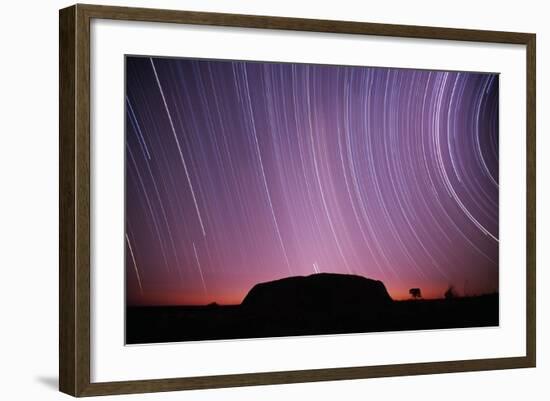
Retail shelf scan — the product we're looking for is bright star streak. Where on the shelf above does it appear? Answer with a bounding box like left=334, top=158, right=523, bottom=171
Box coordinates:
left=150, top=58, right=207, bottom=237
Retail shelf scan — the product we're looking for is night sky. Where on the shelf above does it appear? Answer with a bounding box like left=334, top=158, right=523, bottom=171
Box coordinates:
left=125, top=56, right=499, bottom=306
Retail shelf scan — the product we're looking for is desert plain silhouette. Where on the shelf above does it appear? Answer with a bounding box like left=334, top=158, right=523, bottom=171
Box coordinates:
left=126, top=273, right=498, bottom=344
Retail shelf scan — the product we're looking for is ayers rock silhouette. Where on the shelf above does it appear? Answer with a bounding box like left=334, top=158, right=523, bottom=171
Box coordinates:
left=241, top=273, right=392, bottom=316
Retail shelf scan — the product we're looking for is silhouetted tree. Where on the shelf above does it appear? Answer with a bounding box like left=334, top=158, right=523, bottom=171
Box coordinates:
left=444, top=285, right=457, bottom=300
left=409, top=288, right=422, bottom=299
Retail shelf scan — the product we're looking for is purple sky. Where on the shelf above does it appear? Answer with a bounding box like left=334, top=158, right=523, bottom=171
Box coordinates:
left=125, top=56, right=499, bottom=305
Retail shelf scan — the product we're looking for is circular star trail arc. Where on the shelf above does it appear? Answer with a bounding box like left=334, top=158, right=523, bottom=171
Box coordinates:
left=125, top=56, right=499, bottom=305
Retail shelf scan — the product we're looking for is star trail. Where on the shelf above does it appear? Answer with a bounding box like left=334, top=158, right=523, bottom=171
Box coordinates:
left=125, top=56, right=499, bottom=306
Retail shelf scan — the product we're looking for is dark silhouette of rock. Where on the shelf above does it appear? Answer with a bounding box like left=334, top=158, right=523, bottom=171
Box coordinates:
left=126, top=289, right=499, bottom=344
left=241, top=273, right=392, bottom=315
left=126, top=274, right=499, bottom=344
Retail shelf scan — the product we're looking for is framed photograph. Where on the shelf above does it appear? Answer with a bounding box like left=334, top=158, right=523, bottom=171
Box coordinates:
left=59, top=4, right=536, bottom=397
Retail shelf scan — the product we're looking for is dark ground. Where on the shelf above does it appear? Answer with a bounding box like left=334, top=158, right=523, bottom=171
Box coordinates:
left=126, top=294, right=499, bottom=344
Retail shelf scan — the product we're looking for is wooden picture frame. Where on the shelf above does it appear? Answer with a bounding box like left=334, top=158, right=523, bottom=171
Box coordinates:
left=59, top=3, right=536, bottom=397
